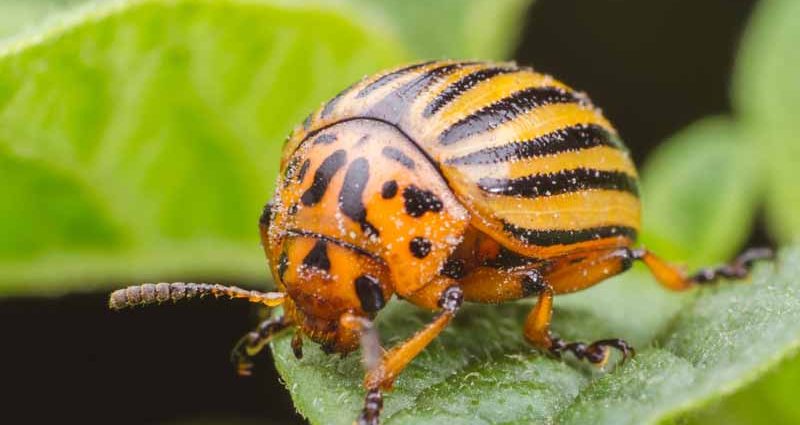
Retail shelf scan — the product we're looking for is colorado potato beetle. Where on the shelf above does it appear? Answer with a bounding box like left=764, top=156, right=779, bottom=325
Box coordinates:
left=110, top=60, right=771, bottom=425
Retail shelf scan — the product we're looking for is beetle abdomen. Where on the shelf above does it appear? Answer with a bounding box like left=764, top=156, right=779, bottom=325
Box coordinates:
left=284, top=60, right=639, bottom=258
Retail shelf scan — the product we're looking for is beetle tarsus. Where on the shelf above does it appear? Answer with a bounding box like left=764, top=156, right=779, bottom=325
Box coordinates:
left=231, top=331, right=259, bottom=377
left=230, top=316, right=289, bottom=376
left=549, top=336, right=634, bottom=366
left=291, top=332, right=304, bottom=360
left=358, top=389, right=382, bottom=425
left=691, top=247, right=774, bottom=284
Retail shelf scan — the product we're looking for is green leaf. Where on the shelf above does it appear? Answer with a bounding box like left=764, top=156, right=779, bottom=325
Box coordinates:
left=683, top=350, right=800, bottom=425
left=734, top=0, right=800, bottom=244
left=272, top=248, right=799, bottom=425
left=345, top=0, right=534, bottom=60
left=0, top=0, right=91, bottom=39
left=638, top=117, right=761, bottom=267
left=0, top=146, right=123, bottom=259
left=0, top=0, right=405, bottom=293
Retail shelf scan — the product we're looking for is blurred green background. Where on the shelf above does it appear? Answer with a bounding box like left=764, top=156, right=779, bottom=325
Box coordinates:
left=1, top=0, right=799, bottom=424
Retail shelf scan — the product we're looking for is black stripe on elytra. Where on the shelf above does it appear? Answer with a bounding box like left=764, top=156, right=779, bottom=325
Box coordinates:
left=403, top=185, right=444, bottom=218
left=482, top=245, right=541, bottom=269
left=439, top=86, right=580, bottom=145
left=503, top=222, right=638, bottom=246
left=339, top=157, right=380, bottom=236
left=302, top=239, right=331, bottom=272
left=354, top=274, right=385, bottom=313
left=285, top=229, right=382, bottom=261
left=445, top=124, right=620, bottom=166
left=300, top=150, right=347, bottom=206
left=320, top=81, right=358, bottom=119
left=367, top=62, right=474, bottom=121
left=356, top=61, right=437, bottom=99
left=478, top=168, right=639, bottom=198
left=423, top=66, right=516, bottom=117
left=313, top=133, right=337, bottom=145
left=382, top=146, right=416, bottom=169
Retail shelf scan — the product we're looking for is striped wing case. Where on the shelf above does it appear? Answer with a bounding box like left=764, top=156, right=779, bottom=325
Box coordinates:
left=283, top=61, right=640, bottom=258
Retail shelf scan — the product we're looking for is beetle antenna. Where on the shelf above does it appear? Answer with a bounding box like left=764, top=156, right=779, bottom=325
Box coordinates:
left=109, top=282, right=286, bottom=310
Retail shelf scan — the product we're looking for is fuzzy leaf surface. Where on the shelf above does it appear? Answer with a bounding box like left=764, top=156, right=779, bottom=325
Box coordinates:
left=273, top=249, right=799, bottom=425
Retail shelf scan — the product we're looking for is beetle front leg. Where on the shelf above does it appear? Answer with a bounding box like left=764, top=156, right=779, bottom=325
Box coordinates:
left=340, top=284, right=464, bottom=425
left=339, top=314, right=383, bottom=425
left=230, top=315, right=292, bottom=376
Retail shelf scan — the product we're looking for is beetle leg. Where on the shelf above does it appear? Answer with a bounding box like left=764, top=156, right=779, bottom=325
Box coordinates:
left=633, top=247, right=773, bottom=291
left=523, top=246, right=772, bottom=365
left=523, top=284, right=635, bottom=366
left=230, top=315, right=292, bottom=376
left=368, top=285, right=464, bottom=390
left=460, top=267, right=546, bottom=303
left=547, top=337, right=635, bottom=365
left=522, top=250, right=639, bottom=366
left=523, top=282, right=555, bottom=349
left=338, top=314, right=383, bottom=425
left=341, top=285, right=464, bottom=425
left=290, top=332, right=304, bottom=360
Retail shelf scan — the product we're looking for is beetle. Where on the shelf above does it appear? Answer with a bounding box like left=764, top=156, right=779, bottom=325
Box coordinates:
left=109, top=60, right=771, bottom=425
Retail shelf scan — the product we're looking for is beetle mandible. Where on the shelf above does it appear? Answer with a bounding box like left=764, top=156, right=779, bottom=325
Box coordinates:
left=109, top=61, right=771, bottom=425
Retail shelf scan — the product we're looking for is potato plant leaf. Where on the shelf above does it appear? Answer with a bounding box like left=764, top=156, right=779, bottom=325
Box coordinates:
left=272, top=248, right=799, bottom=425
left=345, top=0, right=534, bottom=60
left=734, top=0, right=800, bottom=244
left=0, top=0, right=405, bottom=293
left=0, top=0, right=89, bottom=39
left=638, top=117, right=761, bottom=268
left=684, top=349, right=800, bottom=425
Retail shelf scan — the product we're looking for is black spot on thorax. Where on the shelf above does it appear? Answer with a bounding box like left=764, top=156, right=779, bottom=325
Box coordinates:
left=403, top=185, right=444, bottom=217
left=302, top=240, right=331, bottom=272
left=313, top=133, right=337, bottom=145
left=339, top=157, right=379, bottom=236
left=381, top=146, right=415, bottom=169
left=409, top=237, right=432, bottom=259
left=381, top=180, right=398, bottom=199
left=301, top=150, right=347, bottom=206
